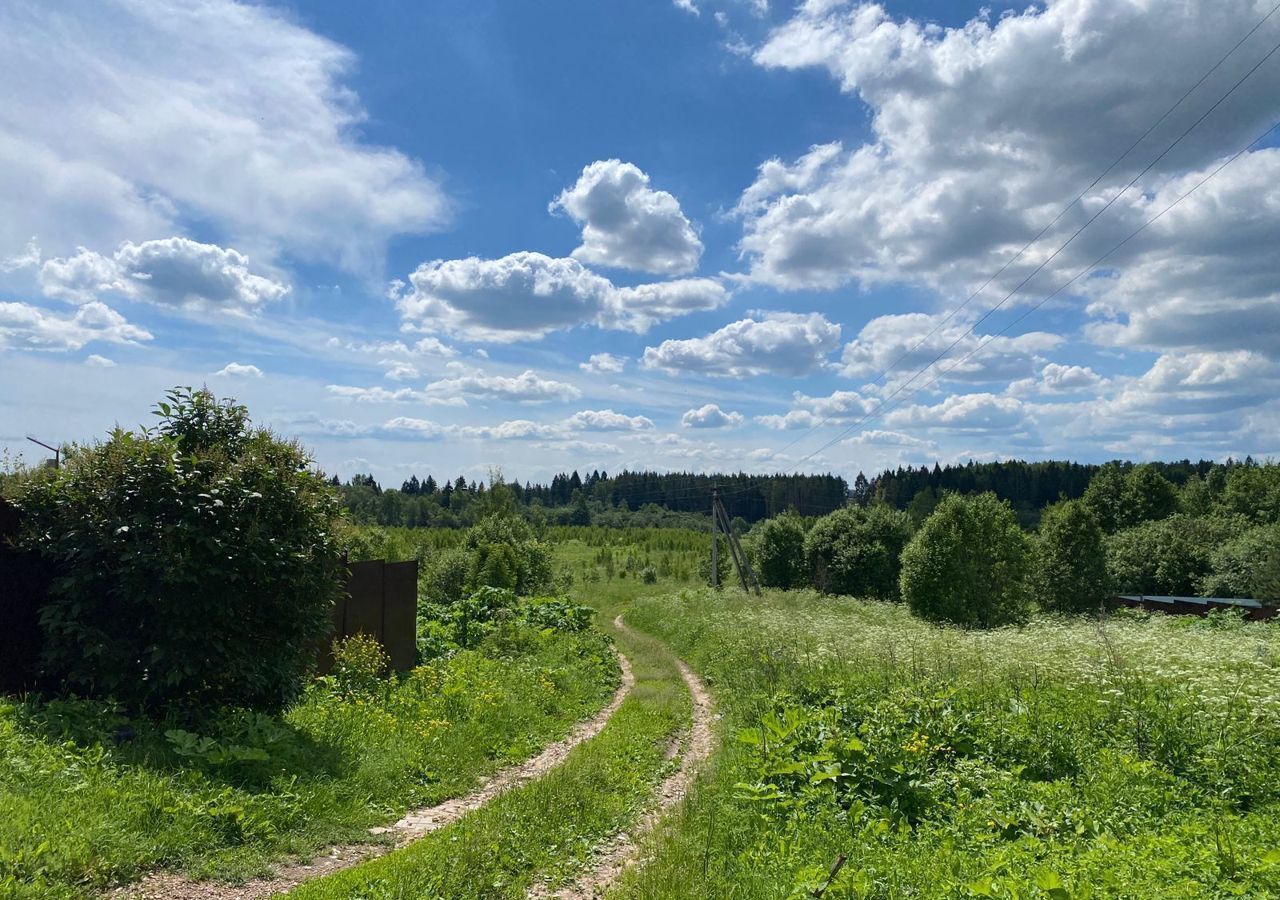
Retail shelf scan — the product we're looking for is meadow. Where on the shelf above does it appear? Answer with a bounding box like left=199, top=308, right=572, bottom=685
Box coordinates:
left=0, top=629, right=617, bottom=898
left=618, top=589, right=1280, bottom=898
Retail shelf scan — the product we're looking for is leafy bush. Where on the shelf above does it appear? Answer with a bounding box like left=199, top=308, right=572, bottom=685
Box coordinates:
left=1031, top=499, right=1111, bottom=614
left=1083, top=462, right=1178, bottom=533
left=804, top=504, right=913, bottom=599
left=640, top=565, right=658, bottom=584
left=1199, top=524, right=1280, bottom=601
left=13, top=388, right=343, bottom=713
left=900, top=493, right=1030, bottom=627
left=329, top=634, right=389, bottom=700
left=748, top=511, right=809, bottom=590
left=463, top=514, right=554, bottom=596
left=1106, top=514, right=1250, bottom=596
left=417, top=586, right=594, bottom=657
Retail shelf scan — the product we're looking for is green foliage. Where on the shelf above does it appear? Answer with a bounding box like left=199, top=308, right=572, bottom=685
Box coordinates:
left=624, top=588, right=1280, bottom=899
left=0, top=623, right=618, bottom=897
left=1121, top=463, right=1179, bottom=526
left=805, top=504, right=914, bottom=599
left=1220, top=462, right=1280, bottom=524
left=1106, top=514, right=1251, bottom=596
left=1200, top=524, right=1280, bottom=602
left=1031, top=500, right=1111, bottom=614
left=749, top=511, right=809, bottom=590
left=329, top=634, right=389, bottom=700
left=464, top=514, right=554, bottom=597
left=1081, top=462, right=1127, bottom=533
left=901, top=493, right=1030, bottom=627
left=13, top=387, right=343, bottom=714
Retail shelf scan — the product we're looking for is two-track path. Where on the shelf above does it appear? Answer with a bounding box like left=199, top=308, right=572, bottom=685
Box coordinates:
left=111, top=652, right=636, bottom=900
left=526, top=615, right=715, bottom=900
left=110, top=611, right=715, bottom=900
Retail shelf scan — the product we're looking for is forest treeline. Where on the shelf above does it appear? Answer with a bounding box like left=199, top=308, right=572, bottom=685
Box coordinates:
left=337, top=468, right=848, bottom=529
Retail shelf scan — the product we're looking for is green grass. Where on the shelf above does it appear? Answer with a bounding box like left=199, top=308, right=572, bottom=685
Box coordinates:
left=0, top=626, right=618, bottom=899
left=615, top=588, right=1280, bottom=899
left=286, top=615, right=690, bottom=899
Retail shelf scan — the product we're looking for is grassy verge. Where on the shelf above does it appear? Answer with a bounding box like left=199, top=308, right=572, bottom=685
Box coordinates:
left=615, top=588, right=1280, bottom=899
left=286, top=617, right=689, bottom=900
left=0, top=626, right=618, bottom=899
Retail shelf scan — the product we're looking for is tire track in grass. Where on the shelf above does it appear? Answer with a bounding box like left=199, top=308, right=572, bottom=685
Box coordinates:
left=108, top=651, right=634, bottom=900
left=282, top=613, right=692, bottom=900
left=526, top=615, right=715, bottom=900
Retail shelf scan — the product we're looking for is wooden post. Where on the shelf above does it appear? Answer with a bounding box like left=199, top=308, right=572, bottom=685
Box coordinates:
left=710, top=487, right=719, bottom=588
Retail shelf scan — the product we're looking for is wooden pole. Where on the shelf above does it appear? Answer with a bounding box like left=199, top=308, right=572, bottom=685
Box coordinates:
left=710, top=487, right=719, bottom=588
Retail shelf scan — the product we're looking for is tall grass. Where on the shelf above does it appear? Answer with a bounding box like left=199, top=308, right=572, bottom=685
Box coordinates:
left=0, top=628, right=618, bottom=899
left=619, top=589, right=1280, bottom=898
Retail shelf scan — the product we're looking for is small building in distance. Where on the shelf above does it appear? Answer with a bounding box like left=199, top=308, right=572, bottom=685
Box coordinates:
left=1114, top=593, right=1276, bottom=621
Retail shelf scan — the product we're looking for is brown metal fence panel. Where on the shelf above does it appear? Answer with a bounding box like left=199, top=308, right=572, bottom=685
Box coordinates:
left=344, top=560, right=386, bottom=640
left=382, top=561, right=418, bottom=672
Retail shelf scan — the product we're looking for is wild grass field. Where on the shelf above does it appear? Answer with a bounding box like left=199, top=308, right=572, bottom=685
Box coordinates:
left=0, top=630, right=618, bottom=898
left=619, top=589, right=1280, bottom=899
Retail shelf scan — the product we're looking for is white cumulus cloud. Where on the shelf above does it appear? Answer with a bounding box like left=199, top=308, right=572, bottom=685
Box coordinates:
left=215, top=362, right=262, bottom=378
left=398, top=252, right=728, bottom=342
left=550, top=160, right=703, bottom=275
left=642, top=311, right=841, bottom=377
left=40, top=238, right=288, bottom=312
left=0, top=0, right=448, bottom=270
left=682, top=403, right=745, bottom=428
left=0, top=300, right=151, bottom=351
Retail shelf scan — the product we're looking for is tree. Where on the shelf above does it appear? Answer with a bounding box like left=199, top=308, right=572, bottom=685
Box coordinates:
left=900, top=493, right=1030, bottom=627
left=750, top=511, right=808, bottom=590
left=1031, top=500, right=1111, bottom=614
left=1121, top=464, right=1178, bottom=527
left=805, top=504, right=914, bottom=599
left=1105, top=514, right=1250, bottom=596
left=1199, top=524, right=1280, bottom=601
left=1082, top=462, right=1127, bottom=533
left=15, top=387, right=343, bottom=713
left=463, top=514, right=554, bottom=596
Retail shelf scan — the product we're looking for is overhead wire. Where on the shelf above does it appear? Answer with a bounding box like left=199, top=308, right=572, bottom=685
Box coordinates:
left=756, top=3, right=1280, bottom=464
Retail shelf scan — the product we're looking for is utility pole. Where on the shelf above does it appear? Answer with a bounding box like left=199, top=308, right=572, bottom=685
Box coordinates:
left=710, top=487, right=719, bottom=588
left=26, top=435, right=60, bottom=469
left=709, top=487, right=761, bottom=596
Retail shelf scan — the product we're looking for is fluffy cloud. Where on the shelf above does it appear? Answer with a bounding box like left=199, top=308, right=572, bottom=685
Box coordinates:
left=1082, top=149, right=1280, bottom=357
left=0, top=300, right=151, bottom=351
left=755, top=389, right=875, bottom=429
left=85, top=354, right=116, bottom=367
left=1009, top=362, right=1106, bottom=397
left=215, top=362, right=263, bottom=378
left=681, top=403, right=744, bottom=428
left=325, top=384, right=466, bottom=406
left=550, top=160, right=703, bottom=275
left=885, top=392, right=1033, bottom=435
left=642, top=312, right=840, bottom=377
left=40, top=238, right=288, bottom=312
left=398, top=252, right=727, bottom=342
left=737, top=0, right=1279, bottom=300
left=423, top=367, right=582, bottom=404
left=839, top=312, right=1061, bottom=388
left=382, top=361, right=420, bottom=382
left=564, top=409, right=654, bottom=431
left=0, top=0, right=447, bottom=269
left=580, top=352, right=626, bottom=374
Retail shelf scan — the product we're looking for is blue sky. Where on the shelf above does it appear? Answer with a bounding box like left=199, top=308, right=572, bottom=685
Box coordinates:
left=2, top=0, right=1279, bottom=486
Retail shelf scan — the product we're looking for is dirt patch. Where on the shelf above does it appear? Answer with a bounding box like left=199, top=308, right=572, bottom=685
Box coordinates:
left=527, top=614, right=715, bottom=899
left=107, top=650, right=635, bottom=900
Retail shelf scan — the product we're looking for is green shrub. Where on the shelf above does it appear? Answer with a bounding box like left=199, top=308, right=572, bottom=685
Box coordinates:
left=1031, top=499, right=1111, bottom=614
left=14, top=388, right=342, bottom=713
left=1200, top=524, right=1280, bottom=601
left=463, top=514, right=554, bottom=596
left=805, top=504, right=913, bottom=599
left=421, top=545, right=470, bottom=605
left=1106, top=514, right=1250, bottom=596
left=640, top=565, right=658, bottom=584
left=329, top=634, right=389, bottom=699
left=749, top=511, right=809, bottom=590
left=900, top=493, right=1030, bottom=627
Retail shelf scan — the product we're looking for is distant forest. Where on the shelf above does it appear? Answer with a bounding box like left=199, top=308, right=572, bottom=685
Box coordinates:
left=338, top=457, right=1270, bottom=530
left=862, top=458, right=1237, bottom=527
left=338, top=469, right=849, bottom=529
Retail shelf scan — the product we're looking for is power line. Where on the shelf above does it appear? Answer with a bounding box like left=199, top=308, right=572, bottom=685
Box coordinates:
left=758, top=4, right=1280, bottom=463
left=798, top=113, right=1280, bottom=464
